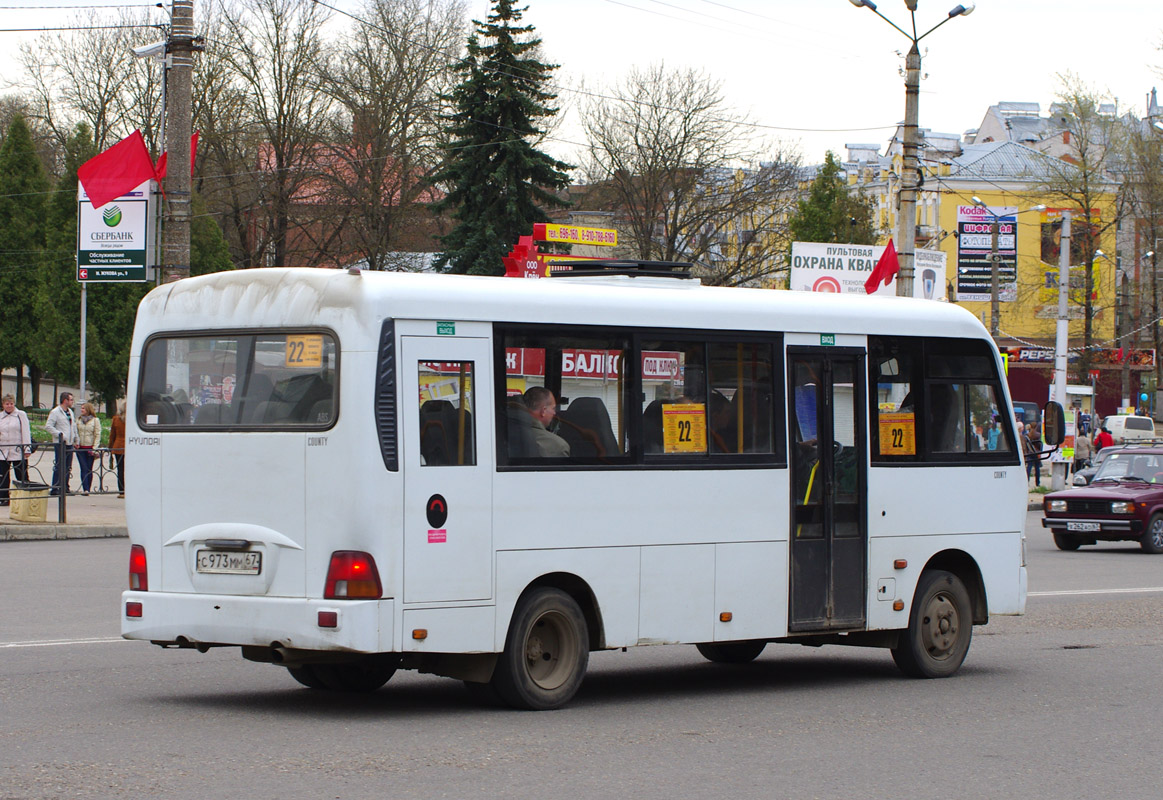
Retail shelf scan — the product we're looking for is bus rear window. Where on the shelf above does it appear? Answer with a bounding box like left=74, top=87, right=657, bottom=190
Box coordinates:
left=138, top=331, right=337, bottom=429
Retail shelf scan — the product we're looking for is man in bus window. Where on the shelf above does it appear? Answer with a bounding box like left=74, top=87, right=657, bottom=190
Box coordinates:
left=517, top=387, right=570, bottom=458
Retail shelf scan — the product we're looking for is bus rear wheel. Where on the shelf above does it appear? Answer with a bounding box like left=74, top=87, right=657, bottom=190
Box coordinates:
left=891, top=569, right=972, bottom=679
left=492, top=588, right=588, bottom=710
left=696, top=641, right=766, bottom=664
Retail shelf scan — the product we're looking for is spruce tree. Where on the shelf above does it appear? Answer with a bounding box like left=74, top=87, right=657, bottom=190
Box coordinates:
left=0, top=114, right=49, bottom=400
left=432, top=0, right=571, bottom=275
left=789, top=151, right=876, bottom=245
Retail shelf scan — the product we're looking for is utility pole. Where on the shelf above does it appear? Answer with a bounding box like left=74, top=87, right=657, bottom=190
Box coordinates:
left=896, top=43, right=921, bottom=298
left=163, top=0, right=196, bottom=283
left=1052, top=211, right=1071, bottom=491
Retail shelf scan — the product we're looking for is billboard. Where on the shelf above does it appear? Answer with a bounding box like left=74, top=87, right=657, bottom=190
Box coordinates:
left=956, top=205, right=1017, bottom=302
left=789, top=242, right=946, bottom=300
left=76, top=179, right=154, bottom=282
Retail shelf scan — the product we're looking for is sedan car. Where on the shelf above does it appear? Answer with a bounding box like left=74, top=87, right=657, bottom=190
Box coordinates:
left=1071, top=444, right=1124, bottom=486
left=1042, top=446, right=1163, bottom=553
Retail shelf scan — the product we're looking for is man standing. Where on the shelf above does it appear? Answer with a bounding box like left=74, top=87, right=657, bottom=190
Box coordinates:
left=45, top=392, right=79, bottom=496
left=0, top=394, right=32, bottom=506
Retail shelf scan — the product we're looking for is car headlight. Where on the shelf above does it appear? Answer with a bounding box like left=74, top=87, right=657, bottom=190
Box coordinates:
left=1073, top=475, right=1088, bottom=486
left=1045, top=499, right=1067, bottom=513
left=1111, top=501, right=1133, bottom=514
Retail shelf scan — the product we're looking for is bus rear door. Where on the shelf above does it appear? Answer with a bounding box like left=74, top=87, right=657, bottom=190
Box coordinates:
left=788, top=348, right=867, bottom=632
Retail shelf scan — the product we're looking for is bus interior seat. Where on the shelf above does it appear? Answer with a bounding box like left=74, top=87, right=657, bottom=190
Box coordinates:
left=237, top=374, right=275, bottom=422
left=420, top=400, right=473, bottom=466
left=256, top=401, right=292, bottom=423
left=194, top=403, right=225, bottom=424
left=642, top=399, right=665, bottom=453
left=557, top=397, right=619, bottom=458
left=141, top=396, right=179, bottom=424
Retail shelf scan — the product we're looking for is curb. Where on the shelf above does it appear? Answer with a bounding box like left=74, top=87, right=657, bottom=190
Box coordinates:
left=0, top=525, right=127, bottom=542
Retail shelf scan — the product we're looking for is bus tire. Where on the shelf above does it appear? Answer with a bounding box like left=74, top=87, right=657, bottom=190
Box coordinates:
left=891, top=569, right=972, bottom=679
left=695, top=641, right=766, bottom=664
left=1141, top=515, right=1163, bottom=554
left=1053, top=532, right=1083, bottom=551
left=492, top=588, right=588, bottom=710
left=312, top=655, right=399, bottom=692
left=287, top=664, right=327, bottom=689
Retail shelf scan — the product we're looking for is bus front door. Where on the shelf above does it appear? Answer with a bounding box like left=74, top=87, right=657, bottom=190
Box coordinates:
left=401, top=336, right=494, bottom=604
left=788, top=349, right=867, bottom=632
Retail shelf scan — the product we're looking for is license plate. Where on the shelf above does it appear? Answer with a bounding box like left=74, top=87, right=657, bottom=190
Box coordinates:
left=1067, top=522, right=1102, bottom=532
left=196, top=549, right=262, bottom=575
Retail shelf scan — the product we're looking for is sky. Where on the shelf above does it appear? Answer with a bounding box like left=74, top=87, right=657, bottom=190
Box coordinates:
left=1, top=0, right=1160, bottom=170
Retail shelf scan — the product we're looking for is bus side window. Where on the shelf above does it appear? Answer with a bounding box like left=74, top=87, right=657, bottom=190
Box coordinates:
left=418, top=362, right=476, bottom=466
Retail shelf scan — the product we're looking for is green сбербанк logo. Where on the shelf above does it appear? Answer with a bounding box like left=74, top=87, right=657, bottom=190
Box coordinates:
left=102, top=205, right=122, bottom=227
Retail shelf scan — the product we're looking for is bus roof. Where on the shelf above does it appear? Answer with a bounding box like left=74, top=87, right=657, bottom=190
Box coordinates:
left=133, top=267, right=989, bottom=344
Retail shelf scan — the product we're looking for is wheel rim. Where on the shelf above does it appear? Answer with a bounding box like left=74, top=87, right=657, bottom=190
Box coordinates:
left=920, top=590, right=962, bottom=661
left=523, top=610, right=579, bottom=690
left=1152, top=519, right=1163, bottom=549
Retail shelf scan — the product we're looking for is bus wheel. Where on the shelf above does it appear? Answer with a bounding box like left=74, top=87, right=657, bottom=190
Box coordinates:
left=695, top=641, right=766, bottom=664
left=891, top=570, right=972, bottom=679
left=493, top=588, right=588, bottom=710
left=287, top=664, right=327, bottom=689
left=312, top=655, right=399, bottom=692
left=1141, top=515, right=1163, bottom=554
left=1053, top=532, right=1083, bottom=551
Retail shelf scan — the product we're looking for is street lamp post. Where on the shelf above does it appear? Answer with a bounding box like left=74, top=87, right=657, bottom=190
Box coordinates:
left=970, top=197, right=1045, bottom=340
left=849, top=0, right=975, bottom=297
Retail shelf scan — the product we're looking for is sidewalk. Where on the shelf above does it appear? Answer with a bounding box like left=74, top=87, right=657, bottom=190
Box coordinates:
left=1, top=487, right=127, bottom=542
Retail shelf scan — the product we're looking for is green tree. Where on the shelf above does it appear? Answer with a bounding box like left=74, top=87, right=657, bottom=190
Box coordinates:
left=789, top=151, right=876, bottom=245
left=29, top=124, right=93, bottom=401
left=431, top=0, right=571, bottom=275
left=191, top=197, right=236, bottom=276
left=0, top=114, right=50, bottom=405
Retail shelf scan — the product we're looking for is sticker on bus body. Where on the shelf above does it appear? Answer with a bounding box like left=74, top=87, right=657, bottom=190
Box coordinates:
left=428, top=529, right=447, bottom=543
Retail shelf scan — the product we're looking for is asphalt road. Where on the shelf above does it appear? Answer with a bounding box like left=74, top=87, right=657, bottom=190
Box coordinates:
left=3, top=512, right=1163, bottom=799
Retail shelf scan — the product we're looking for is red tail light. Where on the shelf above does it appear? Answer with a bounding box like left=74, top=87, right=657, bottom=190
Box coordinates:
left=129, top=544, right=148, bottom=591
left=324, top=551, right=382, bottom=599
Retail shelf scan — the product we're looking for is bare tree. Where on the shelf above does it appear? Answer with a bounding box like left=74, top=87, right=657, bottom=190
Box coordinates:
left=1028, top=74, right=1126, bottom=380
left=579, top=64, right=800, bottom=286
left=316, top=0, right=466, bottom=270
left=213, top=0, right=333, bottom=267
left=1121, top=110, right=1163, bottom=405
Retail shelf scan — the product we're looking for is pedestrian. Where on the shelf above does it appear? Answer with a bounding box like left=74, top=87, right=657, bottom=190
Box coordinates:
left=0, top=394, right=32, bottom=506
left=986, top=417, right=1001, bottom=451
left=1073, top=428, right=1093, bottom=473
left=1024, top=424, right=1043, bottom=487
left=45, top=391, right=79, bottom=496
left=1095, top=425, right=1114, bottom=452
left=109, top=401, right=125, bottom=498
left=75, top=401, right=101, bottom=496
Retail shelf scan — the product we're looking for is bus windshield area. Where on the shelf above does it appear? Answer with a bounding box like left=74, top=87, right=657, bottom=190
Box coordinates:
left=138, top=331, right=337, bottom=428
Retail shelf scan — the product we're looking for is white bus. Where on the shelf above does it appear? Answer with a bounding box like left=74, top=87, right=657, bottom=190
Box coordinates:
left=121, top=264, right=1039, bottom=710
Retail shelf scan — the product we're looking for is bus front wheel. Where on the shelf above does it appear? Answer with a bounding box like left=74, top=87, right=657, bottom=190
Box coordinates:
left=493, top=588, right=589, bottom=710
left=891, top=569, right=972, bottom=679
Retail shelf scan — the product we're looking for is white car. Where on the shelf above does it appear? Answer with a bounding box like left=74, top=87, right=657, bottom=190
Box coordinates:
left=1102, top=415, right=1157, bottom=444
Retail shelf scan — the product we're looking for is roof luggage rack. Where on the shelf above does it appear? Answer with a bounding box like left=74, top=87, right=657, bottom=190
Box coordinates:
left=547, top=260, right=695, bottom=280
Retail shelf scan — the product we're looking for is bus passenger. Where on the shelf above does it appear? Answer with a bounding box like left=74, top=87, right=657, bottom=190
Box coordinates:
left=517, top=387, right=570, bottom=458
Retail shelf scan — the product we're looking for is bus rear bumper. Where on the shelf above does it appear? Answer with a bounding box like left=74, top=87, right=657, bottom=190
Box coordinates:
left=120, top=591, right=393, bottom=653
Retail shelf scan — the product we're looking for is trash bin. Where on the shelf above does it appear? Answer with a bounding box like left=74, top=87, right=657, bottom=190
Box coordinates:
left=9, top=481, right=50, bottom=523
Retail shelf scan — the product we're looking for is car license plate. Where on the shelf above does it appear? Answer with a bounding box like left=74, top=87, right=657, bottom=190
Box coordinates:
left=1066, top=522, right=1102, bottom=532
left=196, top=549, right=262, bottom=575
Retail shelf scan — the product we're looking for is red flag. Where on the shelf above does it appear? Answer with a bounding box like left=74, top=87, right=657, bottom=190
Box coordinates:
left=864, top=238, right=901, bottom=294
left=154, top=131, right=199, bottom=181
left=77, top=130, right=157, bottom=209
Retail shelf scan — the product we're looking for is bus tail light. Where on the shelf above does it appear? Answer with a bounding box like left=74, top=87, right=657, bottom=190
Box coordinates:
left=129, top=544, right=148, bottom=591
left=324, top=551, right=382, bottom=599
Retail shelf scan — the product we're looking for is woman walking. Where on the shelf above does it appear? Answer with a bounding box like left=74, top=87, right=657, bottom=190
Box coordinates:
left=75, top=402, right=102, bottom=495
left=109, top=401, right=126, bottom=498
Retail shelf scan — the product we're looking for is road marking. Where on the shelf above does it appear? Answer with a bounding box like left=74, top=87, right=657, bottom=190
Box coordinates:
left=1030, top=587, right=1163, bottom=597
left=0, top=636, right=125, bottom=649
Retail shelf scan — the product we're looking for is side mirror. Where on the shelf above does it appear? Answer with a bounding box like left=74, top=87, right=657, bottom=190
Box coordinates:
left=1042, top=401, right=1066, bottom=446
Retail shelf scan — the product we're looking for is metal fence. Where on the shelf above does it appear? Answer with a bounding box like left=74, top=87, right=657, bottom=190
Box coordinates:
left=21, top=443, right=122, bottom=495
